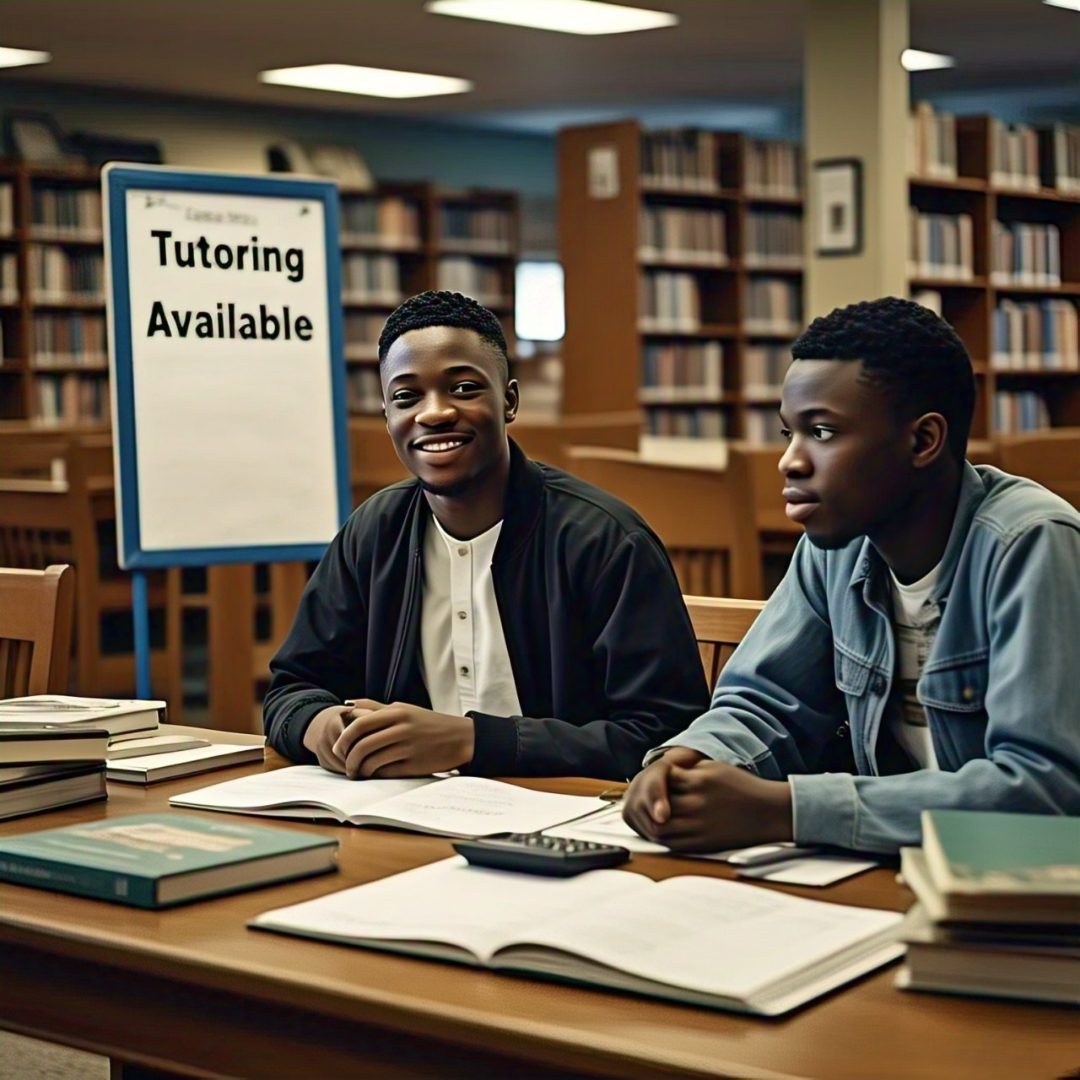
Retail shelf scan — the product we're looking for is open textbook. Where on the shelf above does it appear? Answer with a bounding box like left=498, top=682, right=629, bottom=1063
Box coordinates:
left=170, top=767, right=606, bottom=838
left=252, top=856, right=904, bottom=1016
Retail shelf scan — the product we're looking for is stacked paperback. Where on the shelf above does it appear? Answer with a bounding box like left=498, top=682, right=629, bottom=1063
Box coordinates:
left=0, top=696, right=163, bottom=819
left=899, top=810, right=1080, bottom=1005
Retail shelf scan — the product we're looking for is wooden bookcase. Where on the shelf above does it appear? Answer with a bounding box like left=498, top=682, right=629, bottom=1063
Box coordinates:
left=340, top=182, right=519, bottom=416
left=561, top=115, right=1080, bottom=447
left=558, top=121, right=803, bottom=446
left=910, top=115, right=1080, bottom=439
left=0, top=161, right=108, bottom=426
left=0, top=165, right=519, bottom=423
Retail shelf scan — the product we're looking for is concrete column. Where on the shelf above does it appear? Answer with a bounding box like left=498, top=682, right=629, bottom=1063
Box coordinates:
left=804, top=0, right=909, bottom=318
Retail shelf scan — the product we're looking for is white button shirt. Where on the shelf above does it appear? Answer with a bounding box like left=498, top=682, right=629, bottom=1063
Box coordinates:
left=420, top=514, right=522, bottom=718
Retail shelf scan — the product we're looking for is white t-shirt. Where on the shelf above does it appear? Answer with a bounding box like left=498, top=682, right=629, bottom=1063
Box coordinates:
left=887, top=562, right=941, bottom=771
left=420, top=514, right=522, bottom=718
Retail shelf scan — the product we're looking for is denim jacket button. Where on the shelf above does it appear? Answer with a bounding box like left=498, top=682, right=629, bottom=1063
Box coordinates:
left=835, top=723, right=850, bottom=739
left=871, top=673, right=887, bottom=695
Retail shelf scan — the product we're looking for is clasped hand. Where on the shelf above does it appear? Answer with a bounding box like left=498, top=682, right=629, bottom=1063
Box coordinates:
left=302, top=700, right=475, bottom=779
left=621, top=747, right=794, bottom=852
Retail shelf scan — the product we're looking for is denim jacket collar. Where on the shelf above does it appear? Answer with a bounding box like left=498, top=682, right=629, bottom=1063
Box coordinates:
left=847, top=461, right=986, bottom=603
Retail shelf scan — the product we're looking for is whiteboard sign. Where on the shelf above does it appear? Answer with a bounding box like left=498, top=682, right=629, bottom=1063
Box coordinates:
left=104, top=165, right=350, bottom=568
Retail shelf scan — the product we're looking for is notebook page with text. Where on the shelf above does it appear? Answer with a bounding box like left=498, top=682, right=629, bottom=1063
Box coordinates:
left=253, top=856, right=645, bottom=961
left=511, top=874, right=902, bottom=1001
left=170, top=766, right=435, bottom=819
left=359, top=778, right=606, bottom=837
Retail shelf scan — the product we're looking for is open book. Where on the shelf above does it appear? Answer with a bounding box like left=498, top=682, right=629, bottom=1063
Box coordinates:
left=170, top=767, right=606, bottom=838
left=252, top=856, right=904, bottom=1016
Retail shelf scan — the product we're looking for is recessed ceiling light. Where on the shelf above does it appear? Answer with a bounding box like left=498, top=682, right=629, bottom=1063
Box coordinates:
left=259, top=63, right=472, bottom=99
left=1043, top=0, right=1080, bottom=11
left=901, top=49, right=956, bottom=72
left=426, top=0, right=677, bottom=35
left=0, top=46, right=51, bottom=70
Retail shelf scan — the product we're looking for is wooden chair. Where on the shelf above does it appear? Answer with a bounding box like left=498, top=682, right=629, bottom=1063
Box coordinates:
left=0, top=434, right=180, bottom=707
left=0, top=565, right=75, bottom=696
left=682, top=594, right=766, bottom=685
left=564, top=446, right=765, bottom=599
left=996, top=431, right=1080, bottom=510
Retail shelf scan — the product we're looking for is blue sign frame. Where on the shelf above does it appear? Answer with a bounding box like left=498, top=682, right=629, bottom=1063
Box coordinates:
left=105, top=165, right=350, bottom=569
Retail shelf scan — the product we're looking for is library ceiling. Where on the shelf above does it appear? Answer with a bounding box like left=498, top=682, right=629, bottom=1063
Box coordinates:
left=0, top=0, right=1077, bottom=131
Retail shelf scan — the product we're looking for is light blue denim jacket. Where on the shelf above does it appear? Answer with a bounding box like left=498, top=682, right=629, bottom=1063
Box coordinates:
left=656, top=464, right=1080, bottom=854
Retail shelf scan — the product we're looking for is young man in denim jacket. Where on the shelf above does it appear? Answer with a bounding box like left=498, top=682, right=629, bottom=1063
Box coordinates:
left=624, top=297, right=1080, bottom=854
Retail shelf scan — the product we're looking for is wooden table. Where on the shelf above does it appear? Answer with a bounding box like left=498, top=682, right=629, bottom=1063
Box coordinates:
left=0, top=759, right=1076, bottom=1080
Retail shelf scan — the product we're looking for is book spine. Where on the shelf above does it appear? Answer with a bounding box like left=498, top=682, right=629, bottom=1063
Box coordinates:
left=0, top=853, right=157, bottom=907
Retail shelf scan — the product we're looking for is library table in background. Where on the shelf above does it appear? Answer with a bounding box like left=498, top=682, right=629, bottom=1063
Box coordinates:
left=0, top=754, right=1075, bottom=1080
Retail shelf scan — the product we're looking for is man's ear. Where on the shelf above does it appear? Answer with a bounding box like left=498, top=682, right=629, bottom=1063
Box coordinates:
left=911, top=412, right=949, bottom=469
left=504, top=378, right=520, bottom=425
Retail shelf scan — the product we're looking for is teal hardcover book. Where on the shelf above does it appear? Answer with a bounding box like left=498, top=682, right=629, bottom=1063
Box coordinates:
left=918, top=810, right=1079, bottom=923
left=0, top=813, right=338, bottom=908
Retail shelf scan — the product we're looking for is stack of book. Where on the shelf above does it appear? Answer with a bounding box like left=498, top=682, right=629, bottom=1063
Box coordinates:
left=0, top=724, right=109, bottom=820
left=0, top=696, right=164, bottom=819
left=899, top=810, right=1080, bottom=1006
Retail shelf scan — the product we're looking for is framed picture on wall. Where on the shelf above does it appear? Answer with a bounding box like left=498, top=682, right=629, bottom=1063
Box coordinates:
left=3, top=110, right=70, bottom=165
left=812, top=157, right=862, bottom=256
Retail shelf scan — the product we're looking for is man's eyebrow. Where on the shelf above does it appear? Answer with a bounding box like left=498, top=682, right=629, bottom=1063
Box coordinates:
left=787, top=407, right=843, bottom=422
left=386, top=363, right=487, bottom=386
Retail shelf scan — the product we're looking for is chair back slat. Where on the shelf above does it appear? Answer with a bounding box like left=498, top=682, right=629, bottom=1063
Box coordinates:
left=683, top=594, right=766, bottom=684
left=0, top=565, right=76, bottom=695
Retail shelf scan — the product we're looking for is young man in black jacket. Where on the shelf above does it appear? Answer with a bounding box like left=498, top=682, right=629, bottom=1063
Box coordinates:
left=264, top=290, right=708, bottom=781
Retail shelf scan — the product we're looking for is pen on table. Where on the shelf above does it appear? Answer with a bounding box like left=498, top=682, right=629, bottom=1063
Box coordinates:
left=725, top=844, right=822, bottom=867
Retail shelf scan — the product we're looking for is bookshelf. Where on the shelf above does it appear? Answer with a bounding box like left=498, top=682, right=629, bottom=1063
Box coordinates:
left=559, top=121, right=803, bottom=448
left=0, top=166, right=519, bottom=423
left=340, top=183, right=518, bottom=416
left=0, top=162, right=109, bottom=426
left=909, top=110, right=1080, bottom=438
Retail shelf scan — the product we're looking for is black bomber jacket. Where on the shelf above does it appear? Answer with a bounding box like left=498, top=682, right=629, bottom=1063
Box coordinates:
left=263, top=440, right=709, bottom=780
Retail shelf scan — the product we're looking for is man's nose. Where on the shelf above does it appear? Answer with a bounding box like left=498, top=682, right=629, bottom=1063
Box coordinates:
left=779, top=436, right=810, bottom=476
left=416, top=394, right=457, bottom=425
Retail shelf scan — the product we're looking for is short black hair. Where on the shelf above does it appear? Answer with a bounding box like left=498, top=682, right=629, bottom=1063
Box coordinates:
left=378, top=290, right=509, bottom=379
left=791, top=296, right=975, bottom=462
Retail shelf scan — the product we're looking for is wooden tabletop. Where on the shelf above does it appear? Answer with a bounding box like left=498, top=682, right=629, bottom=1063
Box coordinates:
left=0, top=757, right=1075, bottom=1080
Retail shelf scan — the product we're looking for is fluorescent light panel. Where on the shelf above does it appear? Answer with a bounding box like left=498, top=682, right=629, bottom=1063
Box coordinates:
left=0, top=46, right=51, bottom=70
left=901, top=48, right=956, bottom=72
left=426, top=0, right=677, bottom=35
left=1043, top=0, right=1080, bottom=11
left=259, top=63, right=471, bottom=98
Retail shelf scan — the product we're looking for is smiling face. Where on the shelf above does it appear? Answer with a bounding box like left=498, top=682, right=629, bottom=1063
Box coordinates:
left=382, top=325, right=518, bottom=499
left=778, top=359, right=920, bottom=550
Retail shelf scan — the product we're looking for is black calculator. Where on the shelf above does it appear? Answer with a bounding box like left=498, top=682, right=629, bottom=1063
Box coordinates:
left=452, top=833, right=631, bottom=877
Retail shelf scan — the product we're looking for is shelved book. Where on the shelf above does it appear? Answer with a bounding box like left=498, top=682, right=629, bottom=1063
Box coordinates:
left=0, top=696, right=164, bottom=738
left=170, top=767, right=606, bottom=838
left=0, top=813, right=338, bottom=909
left=253, top=856, right=903, bottom=1017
